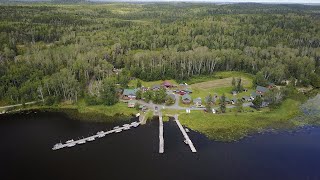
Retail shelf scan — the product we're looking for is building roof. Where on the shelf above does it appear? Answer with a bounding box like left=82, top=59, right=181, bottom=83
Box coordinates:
left=184, top=89, right=193, bottom=93
left=193, top=97, right=202, bottom=103
left=242, top=96, right=250, bottom=101
left=162, top=81, right=172, bottom=86
left=182, top=94, right=191, bottom=101
left=250, top=91, right=258, bottom=97
left=231, top=98, right=237, bottom=102
left=123, top=89, right=137, bottom=96
left=256, top=86, right=269, bottom=93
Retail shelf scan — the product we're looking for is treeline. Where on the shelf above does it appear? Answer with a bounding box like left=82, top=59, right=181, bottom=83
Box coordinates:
left=0, top=3, right=319, bottom=105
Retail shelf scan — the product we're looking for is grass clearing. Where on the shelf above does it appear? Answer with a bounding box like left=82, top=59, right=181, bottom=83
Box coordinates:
left=186, top=71, right=254, bottom=85
left=178, top=99, right=302, bottom=142
left=190, top=77, right=251, bottom=90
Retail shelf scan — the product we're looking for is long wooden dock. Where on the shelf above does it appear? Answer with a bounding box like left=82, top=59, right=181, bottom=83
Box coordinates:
left=52, top=121, right=140, bottom=150
left=174, top=114, right=197, bottom=153
left=159, top=113, right=164, bottom=154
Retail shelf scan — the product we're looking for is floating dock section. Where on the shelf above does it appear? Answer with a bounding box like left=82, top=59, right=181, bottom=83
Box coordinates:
left=159, top=113, right=164, bottom=154
left=52, top=121, right=140, bottom=150
left=174, top=114, right=197, bottom=153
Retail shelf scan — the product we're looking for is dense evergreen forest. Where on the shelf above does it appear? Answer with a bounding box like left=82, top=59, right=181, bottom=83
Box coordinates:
left=0, top=3, right=319, bottom=105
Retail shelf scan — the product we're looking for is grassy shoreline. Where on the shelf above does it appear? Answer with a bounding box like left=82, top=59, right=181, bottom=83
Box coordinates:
left=164, top=99, right=308, bottom=142
left=9, top=101, right=138, bottom=123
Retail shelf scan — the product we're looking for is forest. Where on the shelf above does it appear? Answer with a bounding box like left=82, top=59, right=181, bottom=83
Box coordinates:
left=0, top=2, right=319, bottom=105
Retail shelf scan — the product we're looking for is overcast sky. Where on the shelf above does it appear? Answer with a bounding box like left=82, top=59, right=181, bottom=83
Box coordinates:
left=100, top=0, right=320, bottom=3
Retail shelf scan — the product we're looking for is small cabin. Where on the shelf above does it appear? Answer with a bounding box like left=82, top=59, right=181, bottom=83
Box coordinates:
left=123, top=89, right=138, bottom=100
left=256, top=86, right=269, bottom=95
left=162, top=81, right=172, bottom=88
left=182, top=94, right=192, bottom=104
left=193, top=97, right=202, bottom=106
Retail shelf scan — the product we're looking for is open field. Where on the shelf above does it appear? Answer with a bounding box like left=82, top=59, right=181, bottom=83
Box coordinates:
left=186, top=71, right=255, bottom=85
left=190, top=77, right=251, bottom=90
left=189, top=72, right=254, bottom=100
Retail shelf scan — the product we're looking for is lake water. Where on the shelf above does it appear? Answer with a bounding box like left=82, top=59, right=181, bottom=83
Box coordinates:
left=1, top=111, right=320, bottom=180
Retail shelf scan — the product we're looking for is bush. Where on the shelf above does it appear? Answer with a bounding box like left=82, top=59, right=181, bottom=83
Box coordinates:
left=45, top=96, right=55, bottom=106
left=85, top=96, right=102, bottom=105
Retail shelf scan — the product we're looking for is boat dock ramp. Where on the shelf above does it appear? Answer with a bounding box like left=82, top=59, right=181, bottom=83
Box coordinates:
left=52, top=121, right=140, bottom=150
left=174, top=114, right=197, bottom=153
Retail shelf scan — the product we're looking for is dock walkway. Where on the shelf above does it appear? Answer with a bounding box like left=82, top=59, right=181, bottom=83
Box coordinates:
left=159, top=112, right=164, bottom=154
left=174, top=114, right=197, bottom=153
left=52, top=121, right=140, bottom=150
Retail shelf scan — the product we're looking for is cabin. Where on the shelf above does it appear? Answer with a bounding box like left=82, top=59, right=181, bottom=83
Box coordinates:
left=128, top=100, right=137, bottom=108
left=184, top=89, right=193, bottom=94
left=152, top=84, right=161, bottom=91
left=162, top=81, right=172, bottom=88
left=250, top=91, right=263, bottom=100
left=122, top=89, right=138, bottom=100
left=193, top=97, right=202, bottom=106
left=256, top=86, right=269, bottom=95
left=231, top=91, right=238, bottom=96
left=242, top=96, right=251, bottom=102
left=182, top=94, right=192, bottom=104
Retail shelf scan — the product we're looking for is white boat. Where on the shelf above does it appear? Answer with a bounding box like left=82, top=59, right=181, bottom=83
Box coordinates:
left=87, top=137, right=95, bottom=141
left=77, top=140, right=86, bottom=144
left=123, top=124, right=130, bottom=127
left=113, top=126, right=120, bottom=130
left=123, top=126, right=130, bottom=130
left=132, top=123, right=139, bottom=127
left=67, top=143, right=76, bottom=147
left=184, top=139, right=189, bottom=145
left=115, top=129, right=122, bottom=133
left=185, top=128, right=190, bottom=133
left=98, top=133, right=105, bottom=138
left=52, top=143, right=63, bottom=150
left=66, top=139, right=74, bottom=143
left=97, top=131, right=104, bottom=134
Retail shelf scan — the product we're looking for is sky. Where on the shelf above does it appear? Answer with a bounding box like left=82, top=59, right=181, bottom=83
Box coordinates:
left=97, top=0, right=320, bottom=4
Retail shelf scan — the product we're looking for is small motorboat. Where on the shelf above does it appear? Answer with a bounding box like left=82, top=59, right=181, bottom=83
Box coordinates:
left=77, top=140, right=86, bottom=144
left=185, top=128, right=190, bottom=133
left=67, top=143, right=76, bottom=147
left=66, top=139, right=74, bottom=143
left=87, top=137, right=95, bottom=141
left=184, top=139, right=189, bottom=145
left=115, top=129, right=122, bottom=133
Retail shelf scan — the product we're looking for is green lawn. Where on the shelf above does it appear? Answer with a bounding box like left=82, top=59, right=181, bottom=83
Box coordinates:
left=177, top=99, right=302, bottom=142
left=186, top=71, right=254, bottom=85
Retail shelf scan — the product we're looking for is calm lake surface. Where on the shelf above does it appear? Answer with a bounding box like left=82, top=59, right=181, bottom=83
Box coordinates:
left=1, top=111, right=320, bottom=180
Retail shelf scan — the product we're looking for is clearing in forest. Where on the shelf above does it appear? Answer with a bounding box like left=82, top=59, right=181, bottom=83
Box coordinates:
left=190, top=77, right=251, bottom=90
